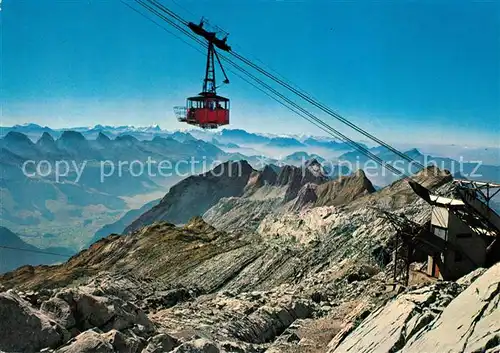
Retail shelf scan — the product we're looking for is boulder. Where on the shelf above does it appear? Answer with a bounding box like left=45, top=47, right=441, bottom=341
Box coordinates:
left=55, top=289, right=155, bottom=333
left=105, top=329, right=144, bottom=353
left=56, top=329, right=144, bottom=353
left=0, top=291, right=68, bottom=353
left=142, top=333, right=180, bottom=353
left=55, top=330, right=114, bottom=353
left=41, top=297, right=76, bottom=329
left=172, top=338, right=220, bottom=353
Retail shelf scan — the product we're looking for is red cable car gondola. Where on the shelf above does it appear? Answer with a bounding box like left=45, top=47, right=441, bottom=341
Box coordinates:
left=174, top=20, right=231, bottom=129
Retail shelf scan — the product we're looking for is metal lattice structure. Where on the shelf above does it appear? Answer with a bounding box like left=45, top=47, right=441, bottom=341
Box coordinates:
left=376, top=210, right=421, bottom=286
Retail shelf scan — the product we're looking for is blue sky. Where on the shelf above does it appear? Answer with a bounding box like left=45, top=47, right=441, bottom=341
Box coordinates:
left=2, top=0, right=499, bottom=146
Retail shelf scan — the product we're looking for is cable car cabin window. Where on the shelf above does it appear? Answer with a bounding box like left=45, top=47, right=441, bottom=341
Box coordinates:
left=216, top=101, right=228, bottom=109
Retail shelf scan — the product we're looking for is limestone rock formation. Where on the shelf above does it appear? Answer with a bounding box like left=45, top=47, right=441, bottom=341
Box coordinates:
left=291, top=183, right=318, bottom=211
left=1, top=162, right=495, bottom=353
left=402, top=263, right=500, bottom=353
left=125, top=161, right=255, bottom=233
left=0, top=291, right=68, bottom=352
left=314, top=170, right=375, bottom=207
left=245, top=165, right=278, bottom=191
left=329, top=263, right=500, bottom=353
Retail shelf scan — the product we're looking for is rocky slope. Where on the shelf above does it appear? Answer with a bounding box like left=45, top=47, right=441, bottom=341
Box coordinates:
left=1, top=222, right=498, bottom=352
left=125, top=161, right=255, bottom=233
left=313, top=170, right=375, bottom=207
left=126, top=159, right=330, bottom=233
left=328, top=265, right=500, bottom=353
left=1, top=163, right=498, bottom=352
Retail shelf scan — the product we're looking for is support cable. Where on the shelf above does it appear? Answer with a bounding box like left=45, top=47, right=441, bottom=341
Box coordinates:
left=143, top=0, right=425, bottom=169
left=132, top=0, right=407, bottom=176
left=0, top=245, right=71, bottom=258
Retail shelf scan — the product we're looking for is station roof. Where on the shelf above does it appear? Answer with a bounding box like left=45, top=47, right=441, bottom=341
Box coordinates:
left=429, top=195, right=465, bottom=206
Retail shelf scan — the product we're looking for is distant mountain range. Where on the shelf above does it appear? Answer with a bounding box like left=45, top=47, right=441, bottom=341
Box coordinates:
left=337, top=147, right=500, bottom=185
left=0, top=124, right=357, bottom=153
left=0, top=129, right=236, bottom=249
left=0, top=123, right=164, bottom=141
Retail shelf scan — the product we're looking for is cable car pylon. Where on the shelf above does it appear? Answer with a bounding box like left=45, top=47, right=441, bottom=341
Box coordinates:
left=174, top=19, right=231, bottom=129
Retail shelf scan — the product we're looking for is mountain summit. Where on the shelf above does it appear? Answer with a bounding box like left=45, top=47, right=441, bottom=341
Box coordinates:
left=96, top=131, right=112, bottom=144
left=125, top=160, right=255, bottom=232
left=314, top=169, right=376, bottom=207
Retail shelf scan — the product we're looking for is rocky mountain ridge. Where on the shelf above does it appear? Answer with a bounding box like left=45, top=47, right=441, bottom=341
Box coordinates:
left=2, top=164, right=489, bottom=353
left=125, top=161, right=256, bottom=233
left=125, top=159, right=334, bottom=233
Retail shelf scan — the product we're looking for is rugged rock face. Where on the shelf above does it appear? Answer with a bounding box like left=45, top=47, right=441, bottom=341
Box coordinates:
left=328, top=282, right=464, bottom=352
left=125, top=161, right=255, bottom=232
left=1, top=163, right=494, bottom=353
left=203, top=160, right=347, bottom=233
left=246, top=165, right=278, bottom=191
left=275, top=161, right=328, bottom=202
left=127, top=159, right=332, bottom=234
left=0, top=291, right=69, bottom=352
left=328, top=263, right=500, bottom=353
left=403, top=264, right=500, bottom=352
left=314, top=170, right=375, bottom=207
left=291, top=183, right=318, bottom=211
